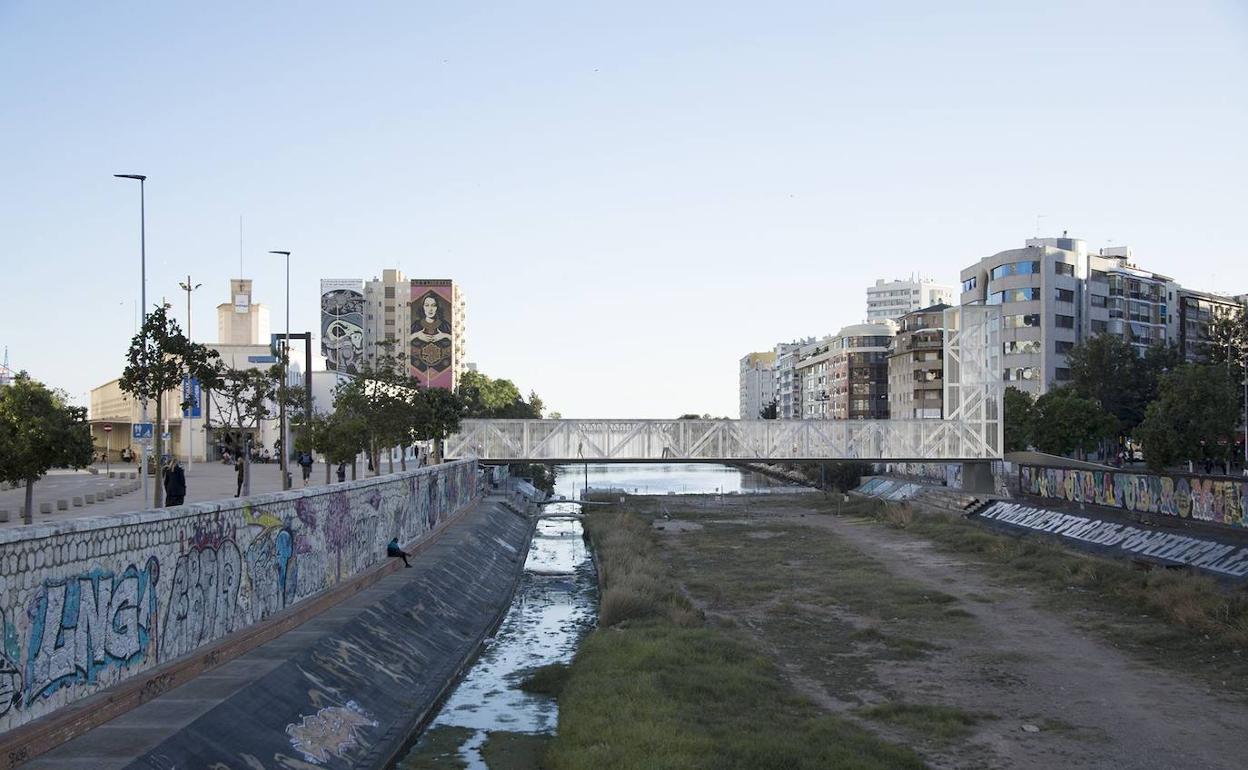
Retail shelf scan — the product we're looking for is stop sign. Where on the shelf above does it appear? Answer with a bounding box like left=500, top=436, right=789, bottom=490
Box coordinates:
left=103, top=425, right=113, bottom=433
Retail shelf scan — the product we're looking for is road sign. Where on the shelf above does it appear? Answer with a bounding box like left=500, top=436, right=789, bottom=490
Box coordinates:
left=133, top=423, right=154, bottom=441
left=103, top=425, right=113, bottom=433
left=162, top=432, right=171, bottom=443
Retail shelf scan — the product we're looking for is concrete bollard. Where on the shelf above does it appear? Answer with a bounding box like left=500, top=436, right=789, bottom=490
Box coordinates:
left=108, top=471, right=116, bottom=479
left=84, top=494, right=95, bottom=504
left=129, top=472, right=137, bottom=480
left=73, top=496, right=83, bottom=507
left=57, top=499, right=69, bottom=511
left=39, top=502, right=53, bottom=515
left=0, top=509, right=9, bottom=522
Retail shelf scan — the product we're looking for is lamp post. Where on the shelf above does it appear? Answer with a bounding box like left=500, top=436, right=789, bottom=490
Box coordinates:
left=270, top=250, right=292, bottom=490
left=178, top=276, right=203, bottom=472
left=114, top=173, right=149, bottom=504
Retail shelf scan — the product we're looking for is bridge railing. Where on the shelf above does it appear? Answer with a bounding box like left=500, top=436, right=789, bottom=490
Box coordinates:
left=445, top=306, right=1002, bottom=463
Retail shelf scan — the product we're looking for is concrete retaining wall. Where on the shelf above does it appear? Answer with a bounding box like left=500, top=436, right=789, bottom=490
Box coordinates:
left=0, top=460, right=480, bottom=733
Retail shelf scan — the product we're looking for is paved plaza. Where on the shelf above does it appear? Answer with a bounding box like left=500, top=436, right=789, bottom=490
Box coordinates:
left=0, top=458, right=385, bottom=528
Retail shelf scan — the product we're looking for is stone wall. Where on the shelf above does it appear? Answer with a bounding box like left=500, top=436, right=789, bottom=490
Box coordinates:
left=0, top=460, right=480, bottom=733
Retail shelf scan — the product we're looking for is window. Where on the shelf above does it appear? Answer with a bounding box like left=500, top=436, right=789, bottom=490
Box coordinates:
left=988, top=288, right=1041, bottom=304
left=1089, top=269, right=1107, bottom=282
left=990, top=261, right=1041, bottom=280
left=1055, top=340, right=1074, bottom=354
left=1054, top=288, right=1074, bottom=303
left=1091, top=320, right=1108, bottom=334
left=1003, top=367, right=1035, bottom=382
left=1003, top=313, right=1040, bottom=328
left=1055, top=367, right=1072, bottom=381
left=1055, top=314, right=1075, bottom=328
left=384, top=286, right=395, bottom=298
left=1090, top=294, right=1107, bottom=308
left=1054, top=262, right=1075, bottom=277
left=961, top=277, right=977, bottom=293
left=1004, top=340, right=1040, bottom=355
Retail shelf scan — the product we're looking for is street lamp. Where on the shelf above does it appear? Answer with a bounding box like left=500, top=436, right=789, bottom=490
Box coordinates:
left=114, top=173, right=149, bottom=504
left=269, top=250, right=292, bottom=490
left=178, top=276, right=203, bottom=472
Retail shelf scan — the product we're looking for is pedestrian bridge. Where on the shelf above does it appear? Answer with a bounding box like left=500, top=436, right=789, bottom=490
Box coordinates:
left=445, top=306, right=1003, bottom=464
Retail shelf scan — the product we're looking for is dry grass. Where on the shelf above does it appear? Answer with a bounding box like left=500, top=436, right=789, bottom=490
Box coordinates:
left=587, top=511, right=701, bottom=627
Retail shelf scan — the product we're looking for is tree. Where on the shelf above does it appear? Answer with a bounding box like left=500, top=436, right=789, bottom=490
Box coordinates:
left=1136, top=364, right=1239, bottom=471
left=119, top=305, right=218, bottom=507
left=759, top=399, right=778, bottom=420
left=1066, top=335, right=1177, bottom=438
left=1003, top=386, right=1034, bottom=453
left=305, top=410, right=368, bottom=483
left=418, top=387, right=466, bottom=463
left=0, top=374, right=94, bottom=524
left=201, top=365, right=275, bottom=497
left=1029, top=388, right=1116, bottom=459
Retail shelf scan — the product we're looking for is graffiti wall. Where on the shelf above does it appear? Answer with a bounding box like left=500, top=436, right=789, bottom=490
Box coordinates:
left=320, top=279, right=365, bottom=374
left=974, top=501, right=1248, bottom=580
left=409, top=280, right=455, bottom=390
left=1019, top=465, right=1247, bottom=529
left=0, top=460, right=479, bottom=732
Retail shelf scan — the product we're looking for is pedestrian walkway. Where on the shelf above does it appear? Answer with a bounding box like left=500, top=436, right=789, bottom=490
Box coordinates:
left=0, top=459, right=403, bottom=529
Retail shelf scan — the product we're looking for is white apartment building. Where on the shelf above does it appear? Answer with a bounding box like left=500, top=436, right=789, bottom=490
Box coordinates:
left=795, top=322, right=895, bottom=420
left=867, top=276, right=956, bottom=323
left=774, top=338, right=816, bottom=420
left=363, top=269, right=412, bottom=370
left=739, top=351, right=777, bottom=419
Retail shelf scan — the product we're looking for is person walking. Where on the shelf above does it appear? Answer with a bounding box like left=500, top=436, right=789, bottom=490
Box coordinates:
left=164, top=458, right=186, bottom=506
left=336, top=462, right=347, bottom=483
left=299, top=451, right=314, bottom=486
left=235, top=455, right=245, bottom=497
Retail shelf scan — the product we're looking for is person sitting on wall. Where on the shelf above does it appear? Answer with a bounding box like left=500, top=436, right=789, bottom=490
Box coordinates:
left=387, top=537, right=411, bottom=568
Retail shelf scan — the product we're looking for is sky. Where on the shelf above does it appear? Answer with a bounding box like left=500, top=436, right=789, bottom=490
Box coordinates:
left=2, top=0, right=1247, bottom=418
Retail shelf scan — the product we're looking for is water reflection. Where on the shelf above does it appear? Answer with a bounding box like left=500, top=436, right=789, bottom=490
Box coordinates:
left=398, top=502, right=595, bottom=767
left=553, top=462, right=807, bottom=499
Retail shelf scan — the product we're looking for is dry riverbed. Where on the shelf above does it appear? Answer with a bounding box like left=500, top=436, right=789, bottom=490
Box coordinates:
left=639, top=493, right=1248, bottom=770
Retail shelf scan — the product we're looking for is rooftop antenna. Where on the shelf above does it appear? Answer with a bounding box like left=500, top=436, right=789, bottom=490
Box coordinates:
left=1035, top=214, right=1047, bottom=236
left=239, top=215, right=244, bottom=278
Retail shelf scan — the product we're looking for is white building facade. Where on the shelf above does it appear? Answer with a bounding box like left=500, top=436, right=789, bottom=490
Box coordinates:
left=739, top=351, right=777, bottom=419
left=867, top=276, right=956, bottom=323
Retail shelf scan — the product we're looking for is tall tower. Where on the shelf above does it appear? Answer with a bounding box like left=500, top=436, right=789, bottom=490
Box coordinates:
left=216, top=279, right=270, bottom=345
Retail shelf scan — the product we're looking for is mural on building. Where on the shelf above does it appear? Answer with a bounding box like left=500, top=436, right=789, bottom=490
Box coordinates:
left=320, top=279, right=364, bottom=374
left=1019, top=465, right=1247, bottom=529
left=409, top=281, right=454, bottom=389
left=0, top=460, right=479, bottom=733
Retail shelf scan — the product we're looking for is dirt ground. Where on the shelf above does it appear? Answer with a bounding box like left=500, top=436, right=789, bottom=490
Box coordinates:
left=645, top=494, right=1248, bottom=770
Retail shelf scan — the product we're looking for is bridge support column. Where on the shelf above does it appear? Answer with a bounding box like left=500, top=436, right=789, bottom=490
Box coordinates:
left=960, top=461, right=995, bottom=495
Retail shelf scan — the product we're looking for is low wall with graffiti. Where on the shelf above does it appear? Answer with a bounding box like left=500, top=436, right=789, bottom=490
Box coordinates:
left=1019, top=465, right=1247, bottom=529
left=0, top=460, right=480, bottom=733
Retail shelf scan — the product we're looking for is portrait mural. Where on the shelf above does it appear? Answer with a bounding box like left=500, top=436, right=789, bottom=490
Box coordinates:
left=320, top=279, right=364, bottom=374
left=409, top=282, right=454, bottom=389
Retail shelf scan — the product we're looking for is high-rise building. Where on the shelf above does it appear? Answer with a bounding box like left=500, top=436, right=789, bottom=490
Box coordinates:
left=363, top=269, right=411, bottom=372
left=739, top=351, right=777, bottom=419
left=1177, top=289, right=1247, bottom=362
left=867, top=277, right=956, bottom=323
left=888, top=304, right=949, bottom=419
left=216, top=279, right=270, bottom=345
left=774, top=338, right=816, bottom=420
left=409, top=279, right=468, bottom=390
left=961, top=235, right=1187, bottom=395
left=796, top=322, right=894, bottom=420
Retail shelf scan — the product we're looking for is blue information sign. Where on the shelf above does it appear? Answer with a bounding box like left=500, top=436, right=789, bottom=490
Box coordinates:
left=133, top=423, right=154, bottom=441
left=182, top=376, right=202, bottom=418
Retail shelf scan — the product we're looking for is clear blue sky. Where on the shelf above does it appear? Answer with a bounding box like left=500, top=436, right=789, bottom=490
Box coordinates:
left=2, top=0, right=1246, bottom=417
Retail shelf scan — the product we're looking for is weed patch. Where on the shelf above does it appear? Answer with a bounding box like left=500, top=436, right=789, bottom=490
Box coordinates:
left=516, top=662, right=570, bottom=697
left=859, top=702, right=993, bottom=743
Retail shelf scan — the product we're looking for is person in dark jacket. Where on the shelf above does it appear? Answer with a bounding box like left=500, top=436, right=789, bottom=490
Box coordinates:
left=336, top=462, right=347, bottom=483
left=164, top=458, right=187, bottom=506
left=298, top=451, right=314, bottom=485
left=387, top=538, right=411, bottom=567
left=235, top=455, right=245, bottom=497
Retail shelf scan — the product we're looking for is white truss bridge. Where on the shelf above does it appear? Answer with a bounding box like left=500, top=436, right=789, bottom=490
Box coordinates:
left=445, top=306, right=1003, bottom=463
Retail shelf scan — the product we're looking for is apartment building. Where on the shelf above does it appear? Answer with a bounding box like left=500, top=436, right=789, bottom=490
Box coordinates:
left=1177, top=289, right=1247, bottom=362
left=796, top=322, right=894, bottom=419
left=774, top=338, right=816, bottom=420
left=739, top=351, right=778, bottom=419
left=363, top=269, right=412, bottom=370
left=887, top=304, right=949, bottom=419
left=867, top=276, right=955, bottom=323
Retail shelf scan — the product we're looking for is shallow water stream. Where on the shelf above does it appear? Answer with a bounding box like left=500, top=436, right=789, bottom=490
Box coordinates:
left=396, top=502, right=595, bottom=768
